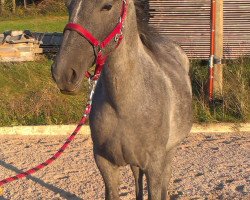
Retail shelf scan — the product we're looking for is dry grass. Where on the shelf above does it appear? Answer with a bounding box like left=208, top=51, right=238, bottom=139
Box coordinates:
left=191, top=57, right=250, bottom=122
left=0, top=0, right=66, bottom=19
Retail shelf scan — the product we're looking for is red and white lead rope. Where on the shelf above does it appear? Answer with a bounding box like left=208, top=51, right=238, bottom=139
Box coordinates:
left=0, top=0, right=128, bottom=195
left=0, top=80, right=97, bottom=194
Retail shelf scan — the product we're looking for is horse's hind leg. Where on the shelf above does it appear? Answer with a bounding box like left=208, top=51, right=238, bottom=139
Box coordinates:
left=161, top=147, right=177, bottom=200
left=94, top=154, right=120, bottom=200
left=131, top=166, right=144, bottom=200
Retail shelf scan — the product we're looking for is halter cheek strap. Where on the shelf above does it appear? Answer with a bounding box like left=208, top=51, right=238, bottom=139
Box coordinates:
left=64, top=0, right=128, bottom=81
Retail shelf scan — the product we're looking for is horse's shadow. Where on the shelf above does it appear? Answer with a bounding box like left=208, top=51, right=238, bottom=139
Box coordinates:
left=0, top=160, right=82, bottom=200
left=0, top=194, right=7, bottom=200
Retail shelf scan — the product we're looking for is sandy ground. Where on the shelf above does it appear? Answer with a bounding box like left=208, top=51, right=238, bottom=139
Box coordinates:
left=0, top=132, right=249, bottom=200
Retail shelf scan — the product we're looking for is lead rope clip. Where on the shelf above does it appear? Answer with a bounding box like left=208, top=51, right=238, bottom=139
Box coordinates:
left=88, top=79, right=97, bottom=103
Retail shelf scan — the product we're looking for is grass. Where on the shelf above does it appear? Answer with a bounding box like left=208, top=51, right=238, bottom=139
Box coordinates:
left=0, top=15, right=68, bottom=33
left=0, top=14, right=81, bottom=126
left=0, top=0, right=67, bottom=20
left=191, top=58, right=250, bottom=123
left=0, top=57, right=89, bottom=126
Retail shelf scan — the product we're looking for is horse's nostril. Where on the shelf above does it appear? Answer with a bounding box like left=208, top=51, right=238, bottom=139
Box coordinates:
left=69, top=68, right=78, bottom=84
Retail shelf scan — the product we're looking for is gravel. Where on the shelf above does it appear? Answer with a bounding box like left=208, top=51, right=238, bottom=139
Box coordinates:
left=0, top=132, right=249, bottom=200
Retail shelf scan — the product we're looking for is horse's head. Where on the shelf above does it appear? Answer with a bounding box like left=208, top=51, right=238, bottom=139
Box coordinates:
left=52, top=0, right=125, bottom=94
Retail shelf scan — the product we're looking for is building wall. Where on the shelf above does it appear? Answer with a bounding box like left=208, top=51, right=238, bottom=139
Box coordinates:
left=224, top=0, right=250, bottom=59
left=148, top=0, right=250, bottom=59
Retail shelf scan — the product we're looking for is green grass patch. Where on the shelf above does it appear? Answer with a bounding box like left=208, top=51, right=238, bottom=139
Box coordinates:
left=0, top=57, right=88, bottom=126
left=0, top=15, right=68, bottom=33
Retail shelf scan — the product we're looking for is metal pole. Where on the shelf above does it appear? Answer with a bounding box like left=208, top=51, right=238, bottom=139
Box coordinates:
left=209, top=0, right=216, bottom=101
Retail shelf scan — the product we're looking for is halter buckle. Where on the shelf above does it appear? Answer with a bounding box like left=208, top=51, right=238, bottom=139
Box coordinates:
left=114, top=32, right=123, bottom=42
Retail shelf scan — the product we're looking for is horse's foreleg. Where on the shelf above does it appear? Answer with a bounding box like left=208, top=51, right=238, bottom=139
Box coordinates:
left=94, top=154, right=120, bottom=200
left=145, top=159, right=165, bottom=200
left=131, top=166, right=144, bottom=200
left=161, top=147, right=177, bottom=200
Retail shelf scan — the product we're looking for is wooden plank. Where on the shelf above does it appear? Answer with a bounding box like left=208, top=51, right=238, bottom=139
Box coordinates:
left=0, top=43, right=36, bottom=62
left=214, top=0, right=224, bottom=99
left=0, top=31, right=44, bottom=62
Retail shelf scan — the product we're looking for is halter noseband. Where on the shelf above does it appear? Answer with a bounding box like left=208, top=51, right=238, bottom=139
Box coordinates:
left=64, top=0, right=128, bottom=81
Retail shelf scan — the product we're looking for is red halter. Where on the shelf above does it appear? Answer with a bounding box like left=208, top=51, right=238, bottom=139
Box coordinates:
left=64, top=0, right=128, bottom=80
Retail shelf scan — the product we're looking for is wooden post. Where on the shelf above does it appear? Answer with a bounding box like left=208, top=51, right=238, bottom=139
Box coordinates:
left=214, top=0, right=224, bottom=99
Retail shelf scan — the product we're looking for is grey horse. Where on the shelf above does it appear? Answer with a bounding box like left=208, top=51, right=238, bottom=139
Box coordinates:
left=51, top=0, right=192, bottom=199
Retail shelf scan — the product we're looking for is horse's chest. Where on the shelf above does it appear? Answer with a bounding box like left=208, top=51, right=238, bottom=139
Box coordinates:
left=90, top=82, right=170, bottom=166
left=90, top=108, right=165, bottom=167
left=92, top=128, right=149, bottom=167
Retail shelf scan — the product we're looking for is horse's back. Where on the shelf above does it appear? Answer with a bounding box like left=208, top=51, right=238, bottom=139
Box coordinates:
left=159, top=37, right=189, bottom=74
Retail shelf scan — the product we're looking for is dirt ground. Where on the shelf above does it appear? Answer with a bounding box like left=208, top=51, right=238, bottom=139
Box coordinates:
left=0, top=132, right=249, bottom=200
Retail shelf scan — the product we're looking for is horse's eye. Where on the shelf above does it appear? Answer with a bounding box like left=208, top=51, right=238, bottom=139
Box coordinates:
left=101, top=3, right=113, bottom=11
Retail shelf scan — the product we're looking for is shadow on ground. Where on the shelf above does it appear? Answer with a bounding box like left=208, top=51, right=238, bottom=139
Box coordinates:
left=0, top=160, right=81, bottom=200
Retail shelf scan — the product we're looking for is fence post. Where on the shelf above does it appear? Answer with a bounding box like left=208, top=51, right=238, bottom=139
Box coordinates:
left=214, top=0, right=224, bottom=99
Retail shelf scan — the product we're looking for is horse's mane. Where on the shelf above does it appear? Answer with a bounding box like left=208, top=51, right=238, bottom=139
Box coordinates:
left=135, top=0, right=164, bottom=53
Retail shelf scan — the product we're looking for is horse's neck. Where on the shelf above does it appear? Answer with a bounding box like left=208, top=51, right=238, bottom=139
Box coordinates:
left=106, top=35, right=142, bottom=78
left=102, top=34, right=148, bottom=111
left=106, top=5, right=142, bottom=77
left=101, top=2, right=153, bottom=109
left=103, top=35, right=143, bottom=100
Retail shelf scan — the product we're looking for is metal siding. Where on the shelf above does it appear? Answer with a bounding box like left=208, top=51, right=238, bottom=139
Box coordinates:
left=148, top=0, right=250, bottom=59
left=224, top=0, right=250, bottom=58
left=148, top=0, right=211, bottom=59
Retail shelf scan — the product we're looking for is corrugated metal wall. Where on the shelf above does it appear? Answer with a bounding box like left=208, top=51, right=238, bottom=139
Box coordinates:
left=149, top=0, right=211, bottom=59
left=148, top=0, right=250, bottom=59
left=224, top=0, right=250, bottom=59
